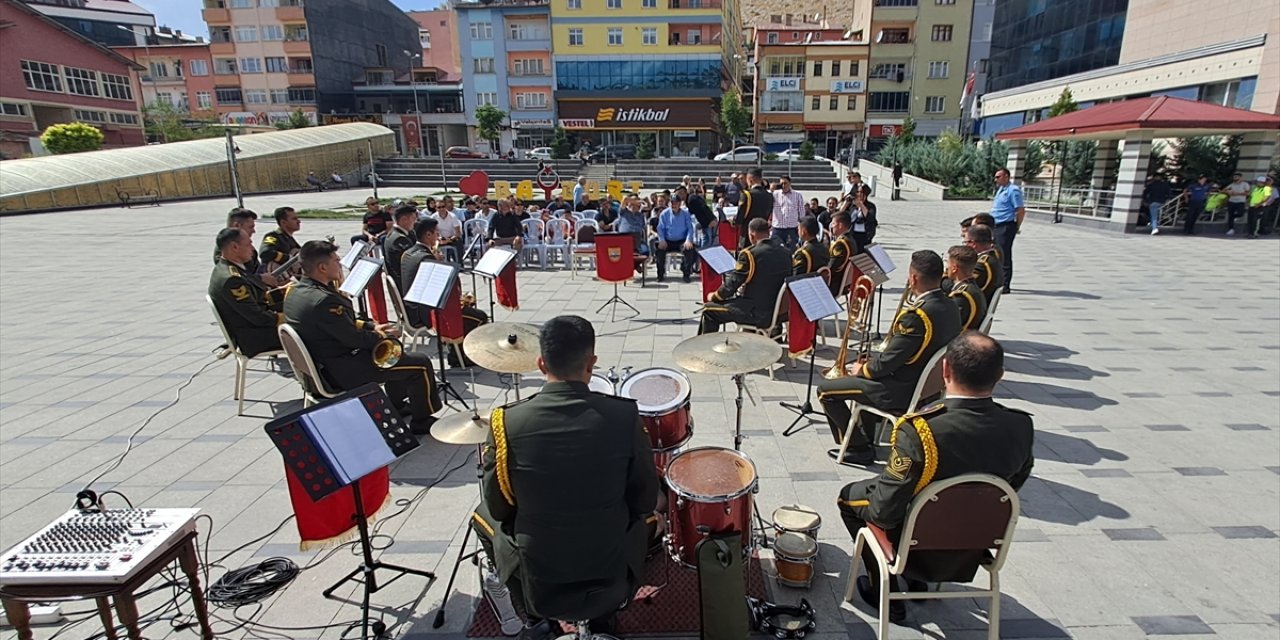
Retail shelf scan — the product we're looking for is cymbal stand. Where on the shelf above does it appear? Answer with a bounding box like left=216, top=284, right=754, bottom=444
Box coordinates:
left=431, top=444, right=485, bottom=629
left=731, top=373, right=746, bottom=451
left=433, top=335, right=470, bottom=411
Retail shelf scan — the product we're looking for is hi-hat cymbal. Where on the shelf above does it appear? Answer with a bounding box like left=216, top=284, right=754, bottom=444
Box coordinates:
left=463, top=322, right=541, bottom=373
left=673, top=333, right=782, bottom=375
left=432, top=411, right=491, bottom=446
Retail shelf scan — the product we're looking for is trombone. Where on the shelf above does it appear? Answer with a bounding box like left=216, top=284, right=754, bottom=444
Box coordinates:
left=823, top=275, right=877, bottom=379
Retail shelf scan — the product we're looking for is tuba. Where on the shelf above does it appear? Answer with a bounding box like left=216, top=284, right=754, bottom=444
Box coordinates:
left=372, top=336, right=404, bottom=368
left=823, top=275, right=877, bottom=379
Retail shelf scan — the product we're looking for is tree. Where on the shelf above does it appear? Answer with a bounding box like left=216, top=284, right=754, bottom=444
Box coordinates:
left=274, top=109, right=313, bottom=130
left=1061, top=140, right=1098, bottom=187
left=636, top=133, right=655, bottom=160
left=1047, top=87, right=1079, bottom=118
left=144, top=101, right=222, bottom=143
left=898, top=116, right=916, bottom=145
left=798, top=140, right=816, bottom=160
left=475, top=105, right=507, bottom=153
left=40, top=122, right=104, bottom=154
left=1169, top=135, right=1240, bottom=184
left=719, top=89, right=750, bottom=147
left=1022, top=140, right=1045, bottom=182
left=1046, top=87, right=1080, bottom=190
left=550, top=127, right=573, bottom=159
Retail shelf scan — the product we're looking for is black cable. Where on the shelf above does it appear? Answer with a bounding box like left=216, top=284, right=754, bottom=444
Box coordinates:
left=96, top=490, right=133, bottom=509
left=205, top=557, right=299, bottom=608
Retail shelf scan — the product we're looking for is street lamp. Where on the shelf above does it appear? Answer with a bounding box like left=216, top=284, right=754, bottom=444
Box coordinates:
left=226, top=129, right=243, bottom=208
left=404, top=50, right=424, bottom=158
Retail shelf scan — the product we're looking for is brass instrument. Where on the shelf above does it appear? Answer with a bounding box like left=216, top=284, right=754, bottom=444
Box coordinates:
left=372, top=336, right=404, bottom=368
left=823, top=275, right=877, bottom=379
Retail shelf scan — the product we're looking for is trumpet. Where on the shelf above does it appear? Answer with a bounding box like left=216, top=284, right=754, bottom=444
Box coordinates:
left=372, top=336, right=403, bottom=368
left=823, top=275, right=877, bottom=379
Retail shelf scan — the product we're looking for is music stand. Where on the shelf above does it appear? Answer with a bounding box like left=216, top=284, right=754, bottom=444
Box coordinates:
left=264, top=385, right=433, bottom=639
left=471, top=247, right=517, bottom=321
left=406, top=259, right=470, bottom=410
left=340, top=257, right=384, bottom=298
left=779, top=275, right=844, bottom=436
left=594, top=232, right=639, bottom=320
left=861, top=244, right=895, bottom=337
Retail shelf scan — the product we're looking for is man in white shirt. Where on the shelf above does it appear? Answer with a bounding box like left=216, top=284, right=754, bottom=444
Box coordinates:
left=841, top=171, right=863, bottom=199
left=1221, top=172, right=1251, bottom=236
left=432, top=196, right=464, bottom=263
left=770, top=175, right=804, bottom=250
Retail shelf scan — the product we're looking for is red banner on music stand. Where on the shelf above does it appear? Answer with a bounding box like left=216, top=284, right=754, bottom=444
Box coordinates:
left=787, top=288, right=815, bottom=359
left=495, top=262, right=518, bottom=311
left=718, top=220, right=737, bottom=252
left=364, top=276, right=388, bottom=324
left=286, top=466, right=390, bottom=551
left=594, top=233, right=635, bottom=283
left=700, top=257, right=722, bottom=302
left=431, top=279, right=465, bottom=344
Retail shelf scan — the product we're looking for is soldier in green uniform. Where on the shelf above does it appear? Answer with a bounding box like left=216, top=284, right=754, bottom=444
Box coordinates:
left=793, top=215, right=830, bottom=276
left=283, top=240, right=440, bottom=434
left=472, top=316, right=659, bottom=633
left=733, top=167, right=773, bottom=249
left=827, top=211, right=856, bottom=297
left=209, top=228, right=281, bottom=357
left=382, top=205, right=418, bottom=292
left=399, top=217, right=439, bottom=330
left=699, top=218, right=792, bottom=334
left=965, top=224, right=1003, bottom=304
left=259, top=207, right=301, bottom=273
left=945, top=245, right=988, bottom=332
left=818, top=250, right=961, bottom=465
left=838, top=332, right=1034, bottom=622
left=213, top=208, right=266, bottom=278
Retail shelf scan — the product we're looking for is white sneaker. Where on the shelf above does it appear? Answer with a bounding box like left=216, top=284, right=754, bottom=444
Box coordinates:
left=1227, top=229, right=1236, bottom=236
left=1151, top=228, right=1160, bottom=235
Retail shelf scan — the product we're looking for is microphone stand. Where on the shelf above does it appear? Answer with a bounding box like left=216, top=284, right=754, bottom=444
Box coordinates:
left=780, top=333, right=822, bottom=436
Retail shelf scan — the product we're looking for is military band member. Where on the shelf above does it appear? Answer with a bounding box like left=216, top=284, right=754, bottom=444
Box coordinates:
left=209, top=228, right=282, bottom=357
left=827, top=211, right=856, bottom=297
left=383, top=205, right=418, bottom=291
left=817, top=250, right=961, bottom=465
left=259, top=207, right=301, bottom=272
left=838, top=332, right=1033, bottom=622
left=965, top=223, right=1003, bottom=304
left=734, top=167, right=774, bottom=249
left=472, top=316, right=658, bottom=633
left=399, top=218, right=440, bottom=330
left=793, top=215, right=830, bottom=276
left=214, top=208, right=267, bottom=278
left=284, top=240, right=440, bottom=434
left=698, top=218, right=791, bottom=335
left=945, top=245, right=988, bottom=332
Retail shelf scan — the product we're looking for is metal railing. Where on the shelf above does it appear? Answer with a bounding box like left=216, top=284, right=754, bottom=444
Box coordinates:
left=1021, top=185, right=1114, bottom=219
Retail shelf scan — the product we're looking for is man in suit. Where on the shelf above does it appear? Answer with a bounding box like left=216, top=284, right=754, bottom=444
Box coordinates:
left=284, top=240, right=440, bottom=434
left=698, top=218, right=791, bottom=334
left=399, top=217, right=440, bottom=330
left=965, top=224, right=1003, bottom=304
left=792, top=215, right=829, bottom=276
left=817, top=250, right=961, bottom=465
left=259, top=207, right=301, bottom=273
left=209, top=228, right=281, bottom=357
left=382, top=205, right=418, bottom=291
left=838, top=331, right=1034, bottom=622
left=734, top=167, right=773, bottom=248
left=473, top=316, right=659, bottom=634
left=827, top=211, right=856, bottom=297
left=945, top=245, right=988, bottom=332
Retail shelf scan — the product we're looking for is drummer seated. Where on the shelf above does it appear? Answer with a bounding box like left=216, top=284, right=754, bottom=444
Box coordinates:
left=471, top=316, right=660, bottom=633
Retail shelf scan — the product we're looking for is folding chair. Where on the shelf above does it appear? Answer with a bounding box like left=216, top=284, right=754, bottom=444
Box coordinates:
left=277, top=324, right=342, bottom=408
left=978, top=289, right=1001, bottom=334
left=382, top=273, right=434, bottom=350
left=521, top=219, right=548, bottom=269
left=844, top=474, right=1020, bottom=640
left=735, top=286, right=789, bottom=380
left=834, top=347, right=948, bottom=462
left=206, top=295, right=285, bottom=416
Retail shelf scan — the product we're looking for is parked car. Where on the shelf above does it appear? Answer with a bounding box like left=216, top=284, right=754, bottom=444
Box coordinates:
left=586, top=144, right=636, bottom=163
left=528, top=147, right=553, bottom=160
left=714, top=145, right=763, bottom=162
left=776, top=149, right=827, bottom=162
left=444, top=146, right=488, bottom=159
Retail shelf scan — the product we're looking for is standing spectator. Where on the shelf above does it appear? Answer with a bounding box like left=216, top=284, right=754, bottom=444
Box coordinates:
left=678, top=185, right=716, bottom=248
left=712, top=176, right=727, bottom=203
left=1141, top=174, right=1172, bottom=235
left=1260, top=175, right=1279, bottom=235
left=1246, top=175, right=1273, bottom=239
left=1222, top=172, right=1251, bottom=235
left=1183, top=174, right=1211, bottom=235
left=654, top=194, right=697, bottom=282
left=989, top=168, right=1024, bottom=295
left=770, top=176, right=804, bottom=249
left=725, top=173, right=743, bottom=206
left=891, top=162, right=903, bottom=201
left=842, top=171, right=863, bottom=199
left=849, top=186, right=878, bottom=252
left=572, top=176, right=587, bottom=209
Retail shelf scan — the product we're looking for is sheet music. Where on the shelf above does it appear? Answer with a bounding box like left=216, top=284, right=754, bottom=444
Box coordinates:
left=698, top=246, right=737, bottom=275
left=474, top=247, right=516, bottom=278
left=787, top=275, right=843, bottom=321
left=404, top=260, right=459, bottom=308
left=721, top=206, right=739, bottom=221
left=866, top=243, right=896, bottom=274
left=300, top=397, right=395, bottom=485
left=341, top=241, right=368, bottom=269
left=339, top=258, right=382, bottom=297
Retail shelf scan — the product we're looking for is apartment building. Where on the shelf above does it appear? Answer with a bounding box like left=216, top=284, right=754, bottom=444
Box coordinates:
left=408, top=9, right=461, bottom=81
left=19, top=0, right=155, bottom=46
left=201, top=0, right=420, bottom=126
left=111, top=44, right=216, bottom=119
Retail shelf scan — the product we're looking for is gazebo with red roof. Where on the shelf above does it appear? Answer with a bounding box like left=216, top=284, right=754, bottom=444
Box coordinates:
left=995, top=96, right=1280, bottom=232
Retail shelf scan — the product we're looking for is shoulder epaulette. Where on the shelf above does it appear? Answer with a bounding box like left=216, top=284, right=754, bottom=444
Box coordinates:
left=905, top=402, right=947, bottom=419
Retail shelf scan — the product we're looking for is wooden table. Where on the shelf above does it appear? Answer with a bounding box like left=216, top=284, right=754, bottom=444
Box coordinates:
left=0, top=532, right=213, bottom=640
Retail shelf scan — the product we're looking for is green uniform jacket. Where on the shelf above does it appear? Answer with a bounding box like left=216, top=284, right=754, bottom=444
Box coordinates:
left=213, top=245, right=261, bottom=274
left=948, top=278, right=988, bottom=331
left=400, top=243, right=436, bottom=328
left=208, top=258, right=279, bottom=356
left=975, top=248, right=1003, bottom=303
left=793, top=238, right=830, bottom=276
left=841, top=397, right=1034, bottom=581
left=734, top=185, right=774, bottom=246
left=382, top=225, right=414, bottom=291
left=827, top=232, right=856, bottom=295
left=860, top=289, right=961, bottom=388
left=282, top=276, right=383, bottom=380
left=712, top=237, right=792, bottom=320
left=259, top=229, right=299, bottom=270
left=482, top=381, right=659, bottom=615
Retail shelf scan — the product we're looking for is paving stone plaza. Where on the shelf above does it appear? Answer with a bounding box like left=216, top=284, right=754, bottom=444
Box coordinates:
left=1, top=188, right=1277, bottom=639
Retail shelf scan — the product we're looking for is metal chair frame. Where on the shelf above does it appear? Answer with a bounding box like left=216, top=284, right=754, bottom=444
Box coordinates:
left=834, top=347, right=948, bottom=461
left=277, top=324, right=342, bottom=408
left=206, top=294, right=284, bottom=416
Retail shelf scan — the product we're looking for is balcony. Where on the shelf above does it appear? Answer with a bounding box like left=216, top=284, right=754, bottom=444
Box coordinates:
left=275, top=5, right=305, bottom=21
left=287, top=72, right=315, bottom=85
left=668, top=0, right=721, bottom=7
left=453, top=0, right=548, bottom=6
left=283, top=39, right=311, bottom=55
left=202, top=7, right=229, bottom=22
left=210, top=41, right=235, bottom=55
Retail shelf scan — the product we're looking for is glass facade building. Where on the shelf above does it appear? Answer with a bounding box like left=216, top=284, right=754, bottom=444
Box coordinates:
left=987, top=0, right=1127, bottom=93
left=555, top=59, right=721, bottom=92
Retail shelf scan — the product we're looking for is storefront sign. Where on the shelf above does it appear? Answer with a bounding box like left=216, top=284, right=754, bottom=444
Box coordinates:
left=674, top=130, right=697, bottom=138
left=559, top=118, right=595, bottom=129
left=220, top=111, right=317, bottom=126
left=764, top=124, right=802, bottom=132
left=803, top=124, right=827, bottom=132
left=323, top=113, right=384, bottom=125
left=558, top=100, right=714, bottom=129
left=762, top=132, right=805, bottom=143
left=766, top=78, right=801, bottom=92
left=830, top=80, right=865, bottom=94
left=513, top=119, right=554, bottom=129
left=869, top=124, right=899, bottom=137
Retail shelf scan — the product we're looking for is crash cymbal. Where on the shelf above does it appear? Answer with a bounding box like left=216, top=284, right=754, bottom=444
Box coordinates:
left=673, top=333, right=781, bottom=375
left=432, top=411, right=491, bottom=446
left=464, top=322, right=541, bottom=373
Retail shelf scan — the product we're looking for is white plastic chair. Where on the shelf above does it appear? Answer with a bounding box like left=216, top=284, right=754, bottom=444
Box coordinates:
left=544, top=218, right=572, bottom=268
left=578, top=209, right=599, bottom=221
left=978, top=289, right=1002, bottom=334
left=207, top=295, right=285, bottom=416
left=521, top=218, right=548, bottom=269
left=382, top=273, right=433, bottom=350
left=844, top=474, right=1019, bottom=640
left=463, top=218, right=488, bottom=263
left=834, top=347, right=948, bottom=461
left=277, top=324, right=341, bottom=408
left=570, top=219, right=599, bottom=278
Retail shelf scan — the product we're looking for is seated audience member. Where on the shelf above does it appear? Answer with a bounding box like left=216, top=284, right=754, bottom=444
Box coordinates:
left=653, top=194, right=698, bottom=282
left=487, top=199, right=525, bottom=252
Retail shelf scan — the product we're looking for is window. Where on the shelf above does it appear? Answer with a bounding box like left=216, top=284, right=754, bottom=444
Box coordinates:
left=228, top=0, right=252, bottom=7
left=291, top=58, right=313, bottom=73
left=607, top=0, right=621, bottom=8
left=568, top=28, right=583, bottom=46
left=420, top=29, right=431, bottom=49
left=265, top=57, right=288, bottom=73
left=812, top=61, right=823, bottom=76
left=284, top=25, right=308, bottom=41
left=515, top=92, right=547, bottom=109
left=766, top=56, right=805, bottom=77
left=271, top=89, right=289, bottom=103
left=476, top=92, right=497, bottom=106
left=260, top=25, right=283, bottom=40
left=766, top=32, right=778, bottom=44
left=63, top=67, right=99, bottom=97
left=867, top=91, right=910, bottom=112
left=924, top=96, right=945, bottom=112
left=246, top=90, right=269, bottom=104
left=21, top=60, right=62, bottom=92
left=927, top=61, right=949, bottom=78
left=878, top=28, right=910, bottom=43
left=846, top=95, right=857, bottom=110
left=287, top=87, right=316, bottom=103
left=148, top=61, right=168, bottom=79
left=235, top=26, right=257, bottom=41
left=850, top=61, right=859, bottom=76
left=936, top=0, right=956, bottom=4
left=811, top=95, right=820, bottom=110
left=74, top=109, right=106, bottom=123
left=240, top=57, right=262, bottom=73
left=642, top=27, right=657, bottom=45
left=870, top=63, right=906, bottom=80
left=102, top=73, right=133, bottom=100
left=931, top=25, right=953, bottom=41
left=109, top=112, right=139, bottom=125
left=155, top=92, right=173, bottom=105
left=874, top=0, right=917, bottom=6
left=469, top=22, right=493, bottom=39
left=513, top=58, right=544, bottom=76
left=188, top=59, right=209, bottom=76
left=829, top=95, right=838, bottom=109
left=215, top=87, right=243, bottom=103
left=1, top=102, right=30, bottom=116
left=473, top=57, right=495, bottom=73
left=607, top=28, right=622, bottom=45
left=196, top=91, right=213, bottom=109
left=643, top=0, right=656, bottom=7
left=375, top=44, right=387, bottom=67
left=214, top=58, right=238, bottom=74
left=831, top=60, right=841, bottom=76
left=567, top=0, right=581, bottom=8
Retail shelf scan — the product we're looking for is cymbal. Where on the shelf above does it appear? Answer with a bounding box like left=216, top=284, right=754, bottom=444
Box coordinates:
left=673, top=333, right=781, bottom=375
left=464, top=322, right=541, bottom=373
left=432, top=411, right=491, bottom=446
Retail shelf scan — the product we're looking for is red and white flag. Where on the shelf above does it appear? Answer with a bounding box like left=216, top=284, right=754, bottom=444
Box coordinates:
left=961, top=69, right=977, bottom=106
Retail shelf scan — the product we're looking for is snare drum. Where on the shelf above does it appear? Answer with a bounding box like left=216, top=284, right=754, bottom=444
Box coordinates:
left=772, top=504, right=822, bottom=539
left=664, top=447, right=758, bottom=568
left=619, top=368, right=693, bottom=450
left=588, top=373, right=615, bottom=395
left=773, top=531, right=818, bottom=588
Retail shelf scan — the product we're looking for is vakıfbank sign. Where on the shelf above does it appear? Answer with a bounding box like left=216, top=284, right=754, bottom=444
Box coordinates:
left=557, top=99, right=714, bottom=130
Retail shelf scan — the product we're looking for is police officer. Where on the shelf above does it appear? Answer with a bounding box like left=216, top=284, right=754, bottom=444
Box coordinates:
left=944, top=245, right=988, bottom=332
left=827, top=211, right=857, bottom=297
left=383, top=204, right=417, bottom=291
left=818, top=250, right=961, bottom=465
left=793, top=215, right=829, bottom=276
left=733, top=167, right=773, bottom=249
left=965, top=224, right=1003, bottom=304
left=838, top=331, right=1033, bottom=622
left=284, top=240, right=440, bottom=434
left=259, top=207, right=301, bottom=272
left=699, top=218, right=791, bottom=335
left=472, top=316, right=659, bottom=634
left=209, top=228, right=281, bottom=357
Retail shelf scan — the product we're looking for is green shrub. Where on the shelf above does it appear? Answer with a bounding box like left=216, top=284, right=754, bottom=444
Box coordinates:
left=40, top=122, right=104, bottom=154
